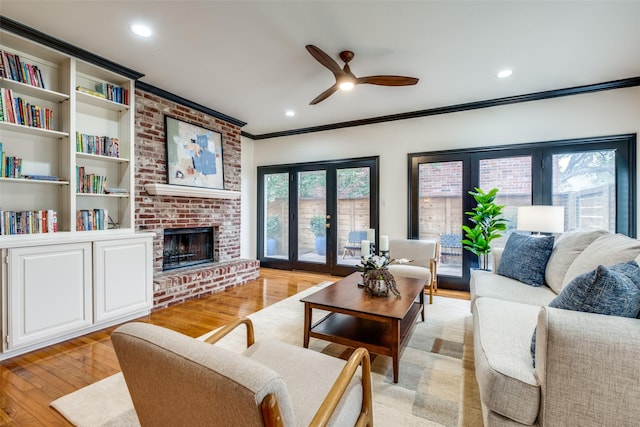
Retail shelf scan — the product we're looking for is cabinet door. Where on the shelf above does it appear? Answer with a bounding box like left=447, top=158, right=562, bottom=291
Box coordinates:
left=7, top=243, right=92, bottom=350
left=93, top=237, right=152, bottom=323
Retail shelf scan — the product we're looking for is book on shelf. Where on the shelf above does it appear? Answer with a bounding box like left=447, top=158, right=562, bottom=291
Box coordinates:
left=76, top=132, right=120, bottom=158
left=2, top=155, right=22, bottom=178
left=76, top=85, right=106, bottom=99
left=0, top=50, right=46, bottom=89
left=0, top=87, right=54, bottom=129
left=76, top=208, right=108, bottom=231
left=104, top=187, right=128, bottom=194
left=94, top=82, right=129, bottom=105
left=0, top=209, right=57, bottom=235
left=23, top=175, right=62, bottom=181
left=76, top=166, right=106, bottom=194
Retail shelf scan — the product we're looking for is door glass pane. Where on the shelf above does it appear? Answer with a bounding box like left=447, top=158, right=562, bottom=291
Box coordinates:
left=553, top=150, right=615, bottom=232
left=479, top=156, right=532, bottom=269
left=419, top=161, right=463, bottom=277
left=298, top=170, right=327, bottom=263
left=264, top=173, right=289, bottom=258
left=336, top=167, right=371, bottom=266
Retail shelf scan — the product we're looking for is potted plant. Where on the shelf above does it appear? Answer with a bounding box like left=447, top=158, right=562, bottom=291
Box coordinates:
left=309, top=215, right=326, bottom=256
left=266, top=216, right=281, bottom=256
left=461, top=187, right=507, bottom=270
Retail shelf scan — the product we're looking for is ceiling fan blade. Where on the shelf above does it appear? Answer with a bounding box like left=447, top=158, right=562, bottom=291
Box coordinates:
left=356, top=75, right=419, bottom=86
left=306, top=45, right=344, bottom=77
left=310, top=84, right=339, bottom=105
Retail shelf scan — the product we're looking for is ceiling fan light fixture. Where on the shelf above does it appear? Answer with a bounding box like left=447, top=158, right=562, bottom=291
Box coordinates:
left=339, top=81, right=355, bottom=91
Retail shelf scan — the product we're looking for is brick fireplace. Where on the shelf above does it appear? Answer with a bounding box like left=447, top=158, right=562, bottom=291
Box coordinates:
left=134, top=88, right=259, bottom=310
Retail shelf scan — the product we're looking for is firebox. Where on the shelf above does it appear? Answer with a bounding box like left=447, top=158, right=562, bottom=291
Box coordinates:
left=163, top=227, right=214, bottom=271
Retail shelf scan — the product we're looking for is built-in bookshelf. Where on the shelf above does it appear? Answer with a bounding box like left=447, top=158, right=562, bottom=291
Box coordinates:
left=0, top=30, right=134, bottom=235
left=0, top=21, right=153, bottom=361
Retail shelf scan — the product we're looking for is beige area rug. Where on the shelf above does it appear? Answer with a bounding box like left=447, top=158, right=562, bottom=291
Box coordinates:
left=51, top=282, right=483, bottom=426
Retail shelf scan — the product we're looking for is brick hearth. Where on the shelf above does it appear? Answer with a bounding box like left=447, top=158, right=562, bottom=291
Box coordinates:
left=134, top=89, right=259, bottom=310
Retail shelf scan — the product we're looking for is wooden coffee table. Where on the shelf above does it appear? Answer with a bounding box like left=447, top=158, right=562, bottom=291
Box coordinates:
left=301, top=272, right=426, bottom=383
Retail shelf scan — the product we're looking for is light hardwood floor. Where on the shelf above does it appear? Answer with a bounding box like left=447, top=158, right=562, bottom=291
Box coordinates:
left=0, top=268, right=468, bottom=426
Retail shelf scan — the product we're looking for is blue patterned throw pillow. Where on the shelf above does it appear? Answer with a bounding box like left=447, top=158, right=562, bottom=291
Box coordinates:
left=531, top=260, right=640, bottom=366
left=497, top=232, right=555, bottom=287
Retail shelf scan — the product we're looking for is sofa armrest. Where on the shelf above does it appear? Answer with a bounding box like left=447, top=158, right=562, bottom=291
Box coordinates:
left=535, top=307, right=640, bottom=426
left=491, top=248, right=504, bottom=272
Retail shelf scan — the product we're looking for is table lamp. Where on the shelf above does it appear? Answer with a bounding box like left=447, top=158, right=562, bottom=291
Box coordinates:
left=517, top=206, right=565, bottom=235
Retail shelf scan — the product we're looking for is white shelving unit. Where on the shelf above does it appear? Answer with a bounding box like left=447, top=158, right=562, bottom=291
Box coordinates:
left=0, top=30, right=134, bottom=234
left=0, top=28, right=153, bottom=359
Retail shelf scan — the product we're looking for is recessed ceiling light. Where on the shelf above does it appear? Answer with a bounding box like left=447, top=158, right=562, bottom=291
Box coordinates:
left=131, top=23, right=152, bottom=38
left=285, top=110, right=295, bottom=117
left=497, top=69, right=513, bottom=79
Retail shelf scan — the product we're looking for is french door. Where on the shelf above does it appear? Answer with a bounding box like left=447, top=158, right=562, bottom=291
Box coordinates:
left=258, top=157, right=379, bottom=276
left=409, top=134, right=636, bottom=291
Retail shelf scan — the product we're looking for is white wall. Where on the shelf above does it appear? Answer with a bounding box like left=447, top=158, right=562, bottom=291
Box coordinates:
left=242, top=87, right=640, bottom=258
left=241, top=136, right=256, bottom=259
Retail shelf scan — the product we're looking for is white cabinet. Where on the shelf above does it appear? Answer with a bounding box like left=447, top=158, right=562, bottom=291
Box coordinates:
left=6, top=243, right=92, bottom=350
left=0, top=232, right=154, bottom=359
left=94, top=237, right=153, bottom=323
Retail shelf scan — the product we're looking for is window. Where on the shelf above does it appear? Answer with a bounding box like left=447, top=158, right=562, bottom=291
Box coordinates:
left=409, top=134, right=636, bottom=291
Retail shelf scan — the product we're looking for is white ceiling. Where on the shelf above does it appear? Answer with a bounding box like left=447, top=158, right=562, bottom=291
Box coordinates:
left=2, top=1, right=640, bottom=137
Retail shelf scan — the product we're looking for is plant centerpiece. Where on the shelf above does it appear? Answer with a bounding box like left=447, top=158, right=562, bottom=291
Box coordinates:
left=461, top=187, right=507, bottom=270
left=357, top=255, right=411, bottom=298
left=309, top=215, right=327, bottom=255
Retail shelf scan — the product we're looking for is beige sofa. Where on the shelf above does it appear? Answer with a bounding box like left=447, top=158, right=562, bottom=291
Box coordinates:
left=470, top=230, right=640, bottom=426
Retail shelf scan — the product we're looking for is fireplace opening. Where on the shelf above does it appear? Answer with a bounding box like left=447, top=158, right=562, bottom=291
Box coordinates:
left=163, top=227, right=214, bottom=271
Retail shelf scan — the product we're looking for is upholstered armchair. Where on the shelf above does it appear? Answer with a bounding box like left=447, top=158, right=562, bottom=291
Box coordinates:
left=387, top=239, right=438, bottom=304
left=111, top=318, right=373, bottom=427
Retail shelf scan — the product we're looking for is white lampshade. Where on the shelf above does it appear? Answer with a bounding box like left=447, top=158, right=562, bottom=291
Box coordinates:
left=517, top=206, right=565, bottom=234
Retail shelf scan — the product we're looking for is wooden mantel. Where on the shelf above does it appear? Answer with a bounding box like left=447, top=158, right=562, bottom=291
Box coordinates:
left=144, top=183, right=240, bottom=199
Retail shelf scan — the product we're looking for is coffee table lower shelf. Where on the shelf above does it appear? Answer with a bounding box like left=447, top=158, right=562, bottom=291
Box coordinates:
left=307, top=302, right=423, bottom=382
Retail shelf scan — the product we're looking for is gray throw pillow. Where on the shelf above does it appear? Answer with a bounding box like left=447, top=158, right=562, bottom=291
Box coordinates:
left=531, top=260, right=640, bottom=366
left=497, top=232, right=555, bottom=287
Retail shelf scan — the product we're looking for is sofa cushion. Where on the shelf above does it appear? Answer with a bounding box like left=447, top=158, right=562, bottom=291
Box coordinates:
left=497, top=232, right=555, bottom=287
left=562, top=233, right=640, bottom=287
left=473, top=297, right=541, bottom=425
left=470, top=269, right=557, bottom=310
left=545, top=229, right=609, bottom=294
left=551, top=260, right=640, bottom=316
left=531, top=260, right=640, bottom=365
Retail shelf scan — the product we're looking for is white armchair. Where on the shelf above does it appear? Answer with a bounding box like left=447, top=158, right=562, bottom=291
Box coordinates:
left=387, top=238, right=438, bottom=304
left=112, top=318, right=373, bottom=426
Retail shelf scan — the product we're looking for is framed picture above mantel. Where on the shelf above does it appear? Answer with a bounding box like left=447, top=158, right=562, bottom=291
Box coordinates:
left=164, top=115, right=224, bottom=190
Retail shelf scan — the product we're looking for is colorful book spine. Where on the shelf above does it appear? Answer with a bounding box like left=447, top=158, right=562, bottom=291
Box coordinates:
left=75, top=132, right=120, bottom=158
left=0, top=209, right=58, bottom=235
left=0, top=88, right=54, bottom=129
left=0, top=50, right=46, bottom=89
left=76, top=209, right=108, bottom=231
left=76, top=166, right=107, bottom=194
left=94, top=82, right=129, bottom=105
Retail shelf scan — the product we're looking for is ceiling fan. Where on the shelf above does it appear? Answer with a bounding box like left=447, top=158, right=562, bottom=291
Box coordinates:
left=306, top=44, right=419, bottom=105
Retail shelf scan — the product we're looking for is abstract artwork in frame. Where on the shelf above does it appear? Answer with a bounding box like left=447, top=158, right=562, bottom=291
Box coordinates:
left=164, top=116, right=224, bottom=190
